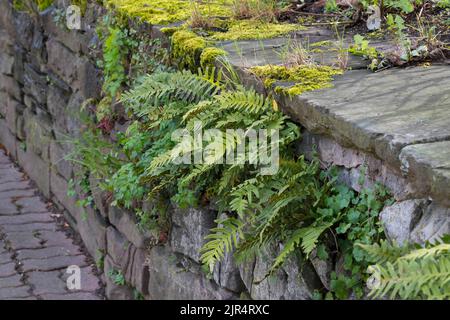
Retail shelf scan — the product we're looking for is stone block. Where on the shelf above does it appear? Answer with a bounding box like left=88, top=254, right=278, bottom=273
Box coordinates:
left=12, top=10, right=34, bottom=50
left=23, top=109, right=52, bottom=162
left=108, top=205, right=153, bottom=249
left=0, top=53, right=14, bottom=75
left=50, top=141, right=73, bottom=180
left=41, top=8, right=89, bottom=55
left=380, top=199, right=428, bottom=245
left=148, top=246, right=237, bottom=300
left=29, top=27, right=47, bottom=70
left=213, top=250, right=245, bottom=293
left=23, top=63, right=48, bottom=105
left=76, top=207, right=108, bottom=261
left=0, top=119, right=17, bottom=160
left=74, top=58, right=102, bottom=100
left=47, top=79, right=71, bottom=124
left=50, top=170, right=79, bottom=216
left=106, top=226, right=150, bottom=295
left=0, top=32, right=14, bottom=55
left=0, top=74, right=21, bottom=101
left=64, top=91, right=85, bottom=137
left=410, top=203, right=450, bottom=245
left=147, top=245, right=237, bottom=300
left=13, top=45, right=25, bottom=84
left=17, top=147, right=50, bottom=197
left=239, top=245, right=321, bottom=300
left=170, top=205, right=217, bottom=263
left=104, top=255, right=135, bottom=300
left=4, top=97, right=21, bottom=135
left=0, top=1, right=15, bottom=36
left=46, top=38, right=79, bottom=85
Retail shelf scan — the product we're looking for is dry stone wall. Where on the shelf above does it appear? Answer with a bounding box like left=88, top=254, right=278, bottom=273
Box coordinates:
left=0, top=0, right=448, bottom=300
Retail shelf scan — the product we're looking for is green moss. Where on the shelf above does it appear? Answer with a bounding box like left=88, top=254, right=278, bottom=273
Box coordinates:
left=71, top=0, right=87, bottom=15
left=13, top=0, right=53, bottom=11
left=211, top=20, right=306, bottom=41
left=200, top=47, right=228, bottom=70
left=251, top=65, right=343, bottom=96
left=160, top=26, right=183, bottom=36
left=106, top=0, right=232, bottom=25
left=172, top=30, right=207, bottom=71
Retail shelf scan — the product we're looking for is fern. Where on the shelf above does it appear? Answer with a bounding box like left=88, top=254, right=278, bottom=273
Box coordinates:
left=200, top=217, right=244, bottom=272
left=361, top=238, right=450, bottom=299
left=358, top=240, right=413, bottom=264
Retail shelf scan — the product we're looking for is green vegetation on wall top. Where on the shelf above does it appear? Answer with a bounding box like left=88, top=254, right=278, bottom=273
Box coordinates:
left=105, top=0, right=233, bottom=25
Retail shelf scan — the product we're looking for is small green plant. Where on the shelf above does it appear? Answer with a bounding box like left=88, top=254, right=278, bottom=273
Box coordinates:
left=107, top=269, right=126, bottom=286
left=348, top=34, right=379, bottom=60
left=359, top=236, right=450, bottom=300
left=325, top=0, right=339, bottom=13
left=102, top=27, right=129, bottom=98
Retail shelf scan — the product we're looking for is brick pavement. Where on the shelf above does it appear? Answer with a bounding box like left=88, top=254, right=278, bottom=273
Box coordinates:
left=0, top=149, right=104, bottom=300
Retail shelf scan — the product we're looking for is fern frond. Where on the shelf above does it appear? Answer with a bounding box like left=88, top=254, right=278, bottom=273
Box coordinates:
left=400, top=243, right=450, bottom=261
left=215, top=89, right=270, bottom=114
left=357, top=240, right=413, bottom=264
left=200, top=217, right=244, bottom=272
left=270, top=222, right=333, bottom=274
left=369, top=256, right=450, bottom=300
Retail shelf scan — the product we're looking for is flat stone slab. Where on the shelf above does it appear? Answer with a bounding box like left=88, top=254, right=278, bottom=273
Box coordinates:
left=219, top=33, right=367, bottom=70
left=278, top=65, right=450, bottom=204
left=0, top=149, right=103, bottom=300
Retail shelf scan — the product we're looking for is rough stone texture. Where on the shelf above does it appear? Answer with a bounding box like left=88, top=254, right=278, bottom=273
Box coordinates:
left=108, top=205, right=152, bottom=249
left=0, top=0, right=448, bottom=301
left=106, top=226, right=149, bottom=295
left=0, top=150, right=104, bottom=300
left=410, top=203, right=450, bottom=245
left=170, top=205, right=217, bottom=263
left=147, top=246, right=237, bottom=300
left=75, top=207, right=107, bottom=260
left=17, top=147, right=51, bottom=198
left=298, top=132, right=410, bottom=200
left=399, top=141, right=450, bottom=207
left=380, top=200, right=429, bottom=245
left=241, top=245, right=321, bottom=300
left=50, top=141, right=73, bottom=181
left=278, top=66, right=450, bottom=207
left=103, top=255, right=135, bottom=300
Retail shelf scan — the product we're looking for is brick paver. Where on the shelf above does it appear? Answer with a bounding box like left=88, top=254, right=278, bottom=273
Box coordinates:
left=0, top=149, right=104, bottom=300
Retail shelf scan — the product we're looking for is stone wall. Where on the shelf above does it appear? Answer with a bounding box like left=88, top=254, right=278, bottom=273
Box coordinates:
left=0, top=0, right=448, bottom=300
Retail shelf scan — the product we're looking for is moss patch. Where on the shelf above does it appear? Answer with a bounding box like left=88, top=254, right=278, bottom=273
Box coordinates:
left=172, top=30, right=207, bottom=70
left=13, top=0, right=53, bottom=11
left=200, top=47, right=228, bottom=70
left=251, top=65, right=343, bottom=96
left=105, top=0, right=232, bottom=25
left=71, top=0, right=87, bottom=15
left=211, top=20, right=305, bottom=41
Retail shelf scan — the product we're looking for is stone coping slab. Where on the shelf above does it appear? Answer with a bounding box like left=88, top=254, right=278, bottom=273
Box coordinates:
left=275, top=65, right=450, bottom=204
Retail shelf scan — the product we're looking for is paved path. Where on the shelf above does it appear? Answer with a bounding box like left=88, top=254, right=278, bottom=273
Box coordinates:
left=0, top=149, right=103, bottom=300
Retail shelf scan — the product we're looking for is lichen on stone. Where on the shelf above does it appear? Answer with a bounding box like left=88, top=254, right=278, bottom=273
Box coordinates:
left=251, top=64, right=343, bottom=96
left=211, top=20, right=305, bottom=41
left=172, top=30, right=207, bottom=70
left=200, top=47, right=228, bottom=70
left=105, top=0, right=232, bottom=25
